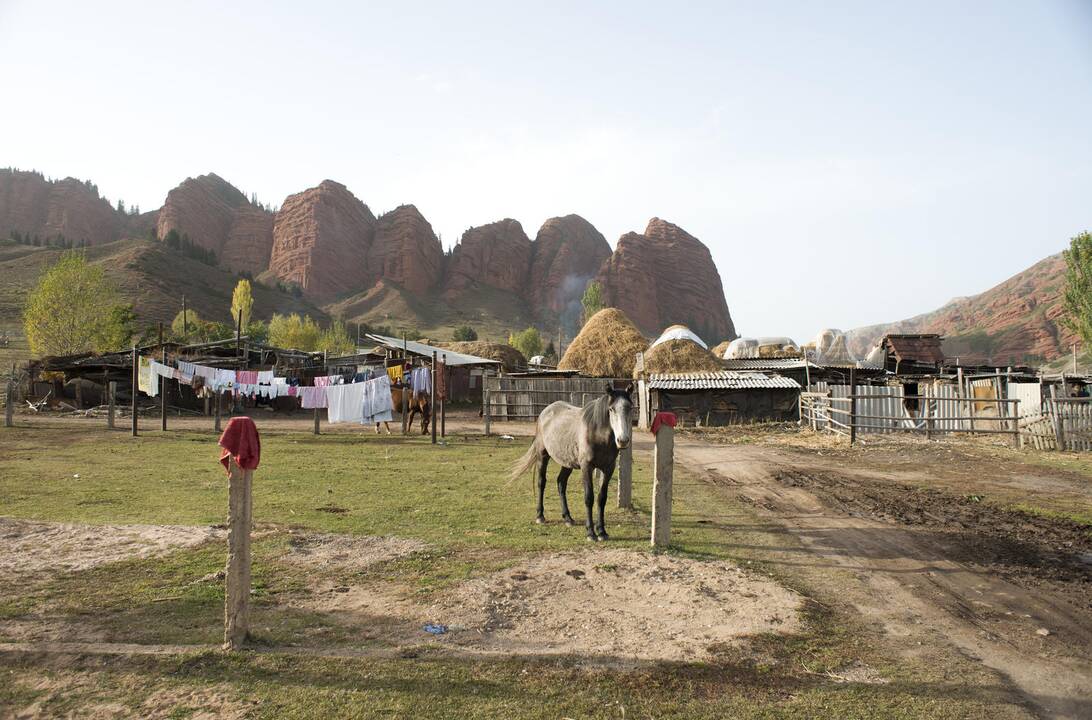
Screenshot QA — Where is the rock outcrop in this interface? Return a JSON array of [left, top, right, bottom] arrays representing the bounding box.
[[443, 219, 532, 298], [268, 180, 376, 301], [848, 253, 1075, 364], [156, 173, 273, 275], [0, 169, 123, 245], [596, 218, 736, 342], [528, 214, 612, 331], [369, 205, 444, 295]]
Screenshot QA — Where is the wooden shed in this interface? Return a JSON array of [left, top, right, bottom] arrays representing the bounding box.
[[638, 371, 801, 428]]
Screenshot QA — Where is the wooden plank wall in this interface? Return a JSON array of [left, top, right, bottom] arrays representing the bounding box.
[[483, 376, 639, 421]]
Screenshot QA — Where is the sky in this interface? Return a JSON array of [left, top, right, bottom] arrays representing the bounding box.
[[1, 0, 1090, 341]]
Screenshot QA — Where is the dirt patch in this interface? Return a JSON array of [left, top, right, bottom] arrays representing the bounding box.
[[772, 469, 1092, 602], [281, 531, 426, 574], [0, 517, 223, 579], [435, 549, 801, 661]]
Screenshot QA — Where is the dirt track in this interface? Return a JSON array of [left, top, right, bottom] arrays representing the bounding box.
[[672, 437, 1092, 720]]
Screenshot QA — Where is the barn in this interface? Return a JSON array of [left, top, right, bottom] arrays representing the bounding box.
[[638, 371, 801, 428]]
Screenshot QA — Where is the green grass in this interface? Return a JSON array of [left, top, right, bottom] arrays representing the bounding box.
[[0, 422, 1032, 718]]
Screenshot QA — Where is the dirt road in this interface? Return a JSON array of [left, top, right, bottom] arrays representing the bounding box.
[[672, 436, 1092, 720]]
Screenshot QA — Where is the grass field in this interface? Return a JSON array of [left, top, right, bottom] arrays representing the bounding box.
[[0, 419, 1032, 718]]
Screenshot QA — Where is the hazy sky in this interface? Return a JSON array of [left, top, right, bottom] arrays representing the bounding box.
[[2, 1, 1090, 341]]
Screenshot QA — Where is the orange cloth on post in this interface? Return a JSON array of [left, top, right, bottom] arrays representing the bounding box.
[[218, 417, 261, 474], [436, 361, 447, 400], [651, 412, 677, 435]]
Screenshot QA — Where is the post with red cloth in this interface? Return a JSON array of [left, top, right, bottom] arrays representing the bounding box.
[[218, 417, 261, 651], [651, 412, 676, 548]]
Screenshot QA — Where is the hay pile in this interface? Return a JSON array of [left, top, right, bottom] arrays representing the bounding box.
[[443, 341, 526, 371], [558, 308, 648, 377], [710, 340, 731, 359], [642, 339, 723, 375]]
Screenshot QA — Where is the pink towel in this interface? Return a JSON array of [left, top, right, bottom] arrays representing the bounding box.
[[300, 386, 327, 409], [237, 370, 258, 385]]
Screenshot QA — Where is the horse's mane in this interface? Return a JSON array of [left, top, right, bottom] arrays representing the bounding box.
[[581, 393, 611, 432]]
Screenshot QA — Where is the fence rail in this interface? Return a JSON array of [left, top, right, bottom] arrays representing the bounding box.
[[482, 376, 638, 432]]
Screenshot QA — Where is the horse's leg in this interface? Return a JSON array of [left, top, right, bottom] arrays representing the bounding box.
[[595, 463, 615, 541], [556, 467, 574, 525], [581, 464, 597, 541], [535, 453, 550, 524]]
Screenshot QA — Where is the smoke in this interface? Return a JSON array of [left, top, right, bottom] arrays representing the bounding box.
[[557, 273, 595, 337]]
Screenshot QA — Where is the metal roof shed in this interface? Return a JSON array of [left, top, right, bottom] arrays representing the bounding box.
[[642, 371, 801, 427], [364, 334, 503, 367]]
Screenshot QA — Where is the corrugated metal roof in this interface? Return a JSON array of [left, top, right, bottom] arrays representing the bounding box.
[[365, 334, 502, 367], [648, 372, 801, 390], [883, 334, 944, 365], [721, 358, 814, 370]]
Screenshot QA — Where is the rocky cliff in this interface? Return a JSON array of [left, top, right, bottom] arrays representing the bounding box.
[[156, 173, 273, 275], [847, 253, 1075, 364], [267, 180, 376, 301], [443, 219, 532, 298], [596, 218, 736, 342], [369, 205, 444, 295], [528, 214, 612, 332], [0, 169, 124, 245]]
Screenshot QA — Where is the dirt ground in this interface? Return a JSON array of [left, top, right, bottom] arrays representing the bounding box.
[[670, 432, 1092, 719]]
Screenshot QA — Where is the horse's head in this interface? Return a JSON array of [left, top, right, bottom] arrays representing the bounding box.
[[605, 382, 634, 449]]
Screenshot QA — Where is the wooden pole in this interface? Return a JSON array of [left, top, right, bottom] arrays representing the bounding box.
[[182, 295, 188, 338], [617, 443, 632, 510], [431, 351, 437, 445], [651, 424, 674, 548], [401, 332, 409, 435], [313, 407, 320, 435], [107, 381, 116, 429], [159, 323, 167, 432], [131, 346, 139, 437], [1049, 385, 1065, 451], [215, 391, 222, 433], [484, 386, 491, 436], [848, 367, 857, 445], [4, 381, 13, 428], [440, 355, 447, 438], [1012, 399, 1021, 448], [224, 458, 253, 651]]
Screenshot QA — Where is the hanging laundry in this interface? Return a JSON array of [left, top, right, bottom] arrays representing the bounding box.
[[194, 365, 217, 381], [386, 365, 403, 384], [177, 361, 198, 377], [300, 386, 327, 409], [137, 357, 157, 397], [272, 377, 287, 385], [150, 359, 173, 379], [215, 368, 237, 390], [326, 383, 365, 423], [257, 370, 275, 384], [410, 367, 432, 396], [363, 374, 394, 424], [236, 370, 258, 385], [287, 386, 298, 397]]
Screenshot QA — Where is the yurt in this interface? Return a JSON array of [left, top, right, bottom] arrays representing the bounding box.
[[558, 308, 648, 377], [642, 325, 721, 375], [723, 337, 800, 360]]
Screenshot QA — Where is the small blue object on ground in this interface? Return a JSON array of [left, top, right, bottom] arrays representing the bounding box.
[[423, 623, 447, 634]]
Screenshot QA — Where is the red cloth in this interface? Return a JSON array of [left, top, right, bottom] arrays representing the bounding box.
[[218, 417, 261, 474], [651, 412, 677, 435]]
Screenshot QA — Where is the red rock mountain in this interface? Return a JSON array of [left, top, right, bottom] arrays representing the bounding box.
[[528, 214, 612, 330], [2, 167, 738, 342], [267, 180, 376, 302], [443, 219, 532, 298], [847, 253, 1075, 365], [369, 205, 444, 295], [596, 218, 736, 342], [0, 169, 127, 245], [156, 173, 273, 276]]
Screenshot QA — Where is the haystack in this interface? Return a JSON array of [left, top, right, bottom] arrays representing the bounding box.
[[558, 308, 648, 377], [443, 341, 526, 371], [710, 340, 731, 359], [642, 339, 722, 375]]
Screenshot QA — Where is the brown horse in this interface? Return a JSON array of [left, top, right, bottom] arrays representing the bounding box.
[[390, 384, 431, 434]]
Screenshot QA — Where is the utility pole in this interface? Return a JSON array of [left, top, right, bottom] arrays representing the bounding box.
[[182, 295, 188, 337]]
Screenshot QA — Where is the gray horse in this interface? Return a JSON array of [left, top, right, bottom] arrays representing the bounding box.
[[510, 384, 634, 541]]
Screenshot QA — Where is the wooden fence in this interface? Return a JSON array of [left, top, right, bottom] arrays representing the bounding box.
[[483, 376, 637, 432]]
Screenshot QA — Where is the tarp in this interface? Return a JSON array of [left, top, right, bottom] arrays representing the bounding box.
[[649, 325, 708, 350]]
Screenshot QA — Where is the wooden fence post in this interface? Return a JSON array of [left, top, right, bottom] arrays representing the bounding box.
[[4, 381, 13, 428], [107, 381, 117, 429], [313, 407, 320, 435], [160, 323, 167, 432], [224, 458, 253, 651], [214, 391, 222, 433], [484, 387, 491, 436], [1049, 387, 1064, 451], [440, 355, 447, 439], [651, 424, 674, 548], [1012, 399, 1021, 448], [617, 443, 632, 510], [848, 368, 857, 444], [431, 351, 437, 445], [131, 347, 139, 437]]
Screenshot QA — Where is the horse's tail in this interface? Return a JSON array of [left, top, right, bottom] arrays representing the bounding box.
[[508, 434, 542, 485]]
